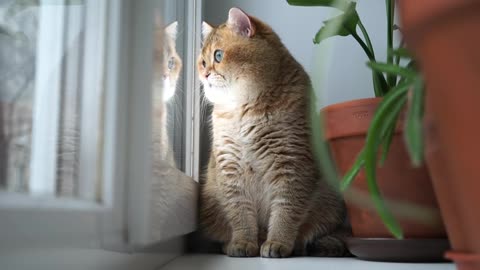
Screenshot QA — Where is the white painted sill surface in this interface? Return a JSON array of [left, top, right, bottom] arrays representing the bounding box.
[[161, 255, 455, 270]]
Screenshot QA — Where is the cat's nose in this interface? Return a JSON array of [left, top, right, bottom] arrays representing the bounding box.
[[205, 72, 211, 79]]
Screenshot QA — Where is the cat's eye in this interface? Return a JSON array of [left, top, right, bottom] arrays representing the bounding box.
[[202, 60, 206, 68], [214, 49, 223, 63], [168, 57, 175, 70]]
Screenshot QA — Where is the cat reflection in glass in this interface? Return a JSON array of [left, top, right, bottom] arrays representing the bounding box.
[[1, 19, 183, 193], [152, 21, 182, 169], [156, 21, 182, 102]]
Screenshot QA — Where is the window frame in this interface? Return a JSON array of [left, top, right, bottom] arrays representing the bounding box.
[[28, 0, 67, 196], [184, 0, 202, 182], [0, 0, 201, 253], [76, 0, 108, 201]]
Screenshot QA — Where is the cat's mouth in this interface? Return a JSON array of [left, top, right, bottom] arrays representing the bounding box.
[[207, 74, 227, 88], [208, 82, 227, 89]]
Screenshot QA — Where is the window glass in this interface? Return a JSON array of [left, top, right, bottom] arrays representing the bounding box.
[[0, 0, 102, 200], [152, 0, 186, 173]]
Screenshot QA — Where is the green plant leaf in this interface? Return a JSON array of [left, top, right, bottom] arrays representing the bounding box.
[[368, 61, 417, 79], [404, 76, 425, 167], [379, 94, 408, 165], [363, 85, 409, 239], [372, 70, 390, 97], [340, 148, 365, 191], [371, 72, 383, 97], [379, 120, 397, 166], [386, 0, 395, 88], [286, 0, 351, 11], [379, 80, 414, 165], [313, 2, 359, 44], [389, 48, 412, 59], [309, 1, 387, 98]]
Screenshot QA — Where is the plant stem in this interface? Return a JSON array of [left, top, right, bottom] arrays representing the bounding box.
[[372, 73, 383, 97], [395, 41, 404, 67], [386, 0, 395, 87], [351, 31, 374, 61], [352, 23, 390, 97], [358, 20, 375, 59], [351, 31, 387, 96], [393, 39, 405, 84]]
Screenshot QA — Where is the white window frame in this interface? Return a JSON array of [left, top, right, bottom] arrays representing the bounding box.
[[28, 0, 66, 196], [122, 0, 201, 247], [184, 0, 202, 182], [0, 0, 202, 260], [76, 0, 108, 201]]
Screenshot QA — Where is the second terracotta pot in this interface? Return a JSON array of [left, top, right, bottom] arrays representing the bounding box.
[[399, 0, 480, 269]]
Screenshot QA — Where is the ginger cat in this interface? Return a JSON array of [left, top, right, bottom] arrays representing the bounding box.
[[198, 8, 349, 258]]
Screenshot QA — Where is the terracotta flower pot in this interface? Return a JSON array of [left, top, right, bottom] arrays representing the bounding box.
[[399, 1, 480, 269], [322, 97, 447, 261]]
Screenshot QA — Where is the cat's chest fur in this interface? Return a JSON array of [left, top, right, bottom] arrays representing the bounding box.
[[212, 110, 275, 168], [212, 110, 277, 226]]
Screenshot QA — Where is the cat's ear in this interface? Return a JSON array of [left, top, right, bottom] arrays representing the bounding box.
[[227, 7, 255, 38], [154, 11, 162, 27], [165, 21, 178, 41], [202, 21, 213, 39]]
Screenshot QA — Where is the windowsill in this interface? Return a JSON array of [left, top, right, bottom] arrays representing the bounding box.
[[162, 254, 455, 270]]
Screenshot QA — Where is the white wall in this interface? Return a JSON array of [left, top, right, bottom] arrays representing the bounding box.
[[204, 0, 393, 107]]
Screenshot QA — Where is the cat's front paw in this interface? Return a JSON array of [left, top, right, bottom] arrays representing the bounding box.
[[224, 240, 259, 257], [260, 240, 294, 258]]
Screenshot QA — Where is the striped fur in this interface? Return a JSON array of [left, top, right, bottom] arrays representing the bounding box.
[[198, 8, 349, 258]]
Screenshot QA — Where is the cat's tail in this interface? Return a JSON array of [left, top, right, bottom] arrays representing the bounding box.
[[306, 225, 353, 257]]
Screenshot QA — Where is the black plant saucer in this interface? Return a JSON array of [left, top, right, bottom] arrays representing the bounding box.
[[347, 237, 451, 263]]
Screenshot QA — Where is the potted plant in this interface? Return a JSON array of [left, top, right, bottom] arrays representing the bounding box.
[[398, 1, 480, 269], [287, 0, 448, 262]]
